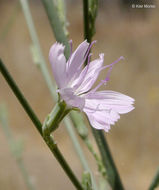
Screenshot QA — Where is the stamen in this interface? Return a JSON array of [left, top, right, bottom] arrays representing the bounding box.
[[99, 56, 124, 72], [90, 56, 124, 93], [90, 80, 106, 93], [105, 66, 113, 82]]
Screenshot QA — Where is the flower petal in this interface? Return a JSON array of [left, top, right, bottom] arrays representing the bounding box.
[[84, 90, 134, 114], [59, 88, 85, 110], [49, 42, 67, 88], [83, 90, 134, 132], [66, 40, 89, 82], [85, 110, 119, 132], [73, 54, 104, 94]]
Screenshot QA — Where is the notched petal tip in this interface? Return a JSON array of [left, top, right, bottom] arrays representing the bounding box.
[[49, 42, 65, 55], [49, 42, 66, 63]]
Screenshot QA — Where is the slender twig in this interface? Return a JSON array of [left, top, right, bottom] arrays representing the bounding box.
[[91, 129, 124, 190], [82, 172, 93, 190], [0, 60, 42, 135], [41, 0, 70, 59], [0, 2, 20, 42], [148, 167, 159, 190], [64, 117, 98, 190], [82, 1, 125, 189], [20, 1, 97, 189], [0, 59, 83, 190], [83, 0, 98, 43], [70, 111, 106, 178], [18, 160, 36, 190], [20, 0, 56, 98], [0, 105, 36, 190], [83, 0, 90, 42]]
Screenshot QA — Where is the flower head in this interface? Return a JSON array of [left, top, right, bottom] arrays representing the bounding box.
[[49, 40, 134, 132]]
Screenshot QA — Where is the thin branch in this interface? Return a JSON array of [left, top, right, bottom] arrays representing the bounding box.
[[0, 59, 83, 190], [0, 104, 36, 190], [0, 2, 20, 42], [83, 0, 90, 42], [41, 0, 70, 59], [91, 129, 124, 190], [82, 0, 125, 189], [148, 167, 159, 190]]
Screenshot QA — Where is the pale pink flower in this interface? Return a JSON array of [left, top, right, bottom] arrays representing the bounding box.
[[49, 40, 134, 132]]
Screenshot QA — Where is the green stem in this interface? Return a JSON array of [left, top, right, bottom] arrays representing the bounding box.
[[0, 2, 20, 42], [83, 0, 90, 42], [64, 116, 98, 190], [70, 111, 106, 178], [42, 101, 69, 135], [0, 59, 83, 190], [148, 167, 159, 190], [91, 129, 124, 190], [82, 0, 124, 189], [82, 172, 93, 190], [0, 60, 42, 135], [84, 138, 106, 177], [20, 0, 56, 98], [20, 1, 97, 189], [18, 159, 36, 190], [41, 0, 70, 59]]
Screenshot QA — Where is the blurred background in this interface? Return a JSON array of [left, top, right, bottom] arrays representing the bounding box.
[[0, 0, 159, 190]]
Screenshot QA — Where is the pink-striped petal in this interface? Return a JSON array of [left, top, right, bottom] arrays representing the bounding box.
[[49, 42, 67, 88], [84, 91, 134, 114], [83, 90, 134, 131], [85, 110, 120, 132], [59, 88, 85, 110], [72, 54, 104, 94], [66, 40, 89, 82]]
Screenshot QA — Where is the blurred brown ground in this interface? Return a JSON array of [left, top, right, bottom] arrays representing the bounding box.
[[0, 1, 159, 190]]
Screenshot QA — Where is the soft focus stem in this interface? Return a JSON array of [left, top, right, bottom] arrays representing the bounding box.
[[17, 159, 36, 190], [0, 2, 20, 42], [91, 129, 124, 190], [82, 0, 124, 189], [0, 60, 42, 135], [0, 105, 36, 190], [65, 116, 98, 190], [0, 59, 83, 190], [41, 0, 70, 59], [20, 0, 56, 98], [82, 171, 93, 190], [148, 167, 159, 190], [70, 111, 106, 178]]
